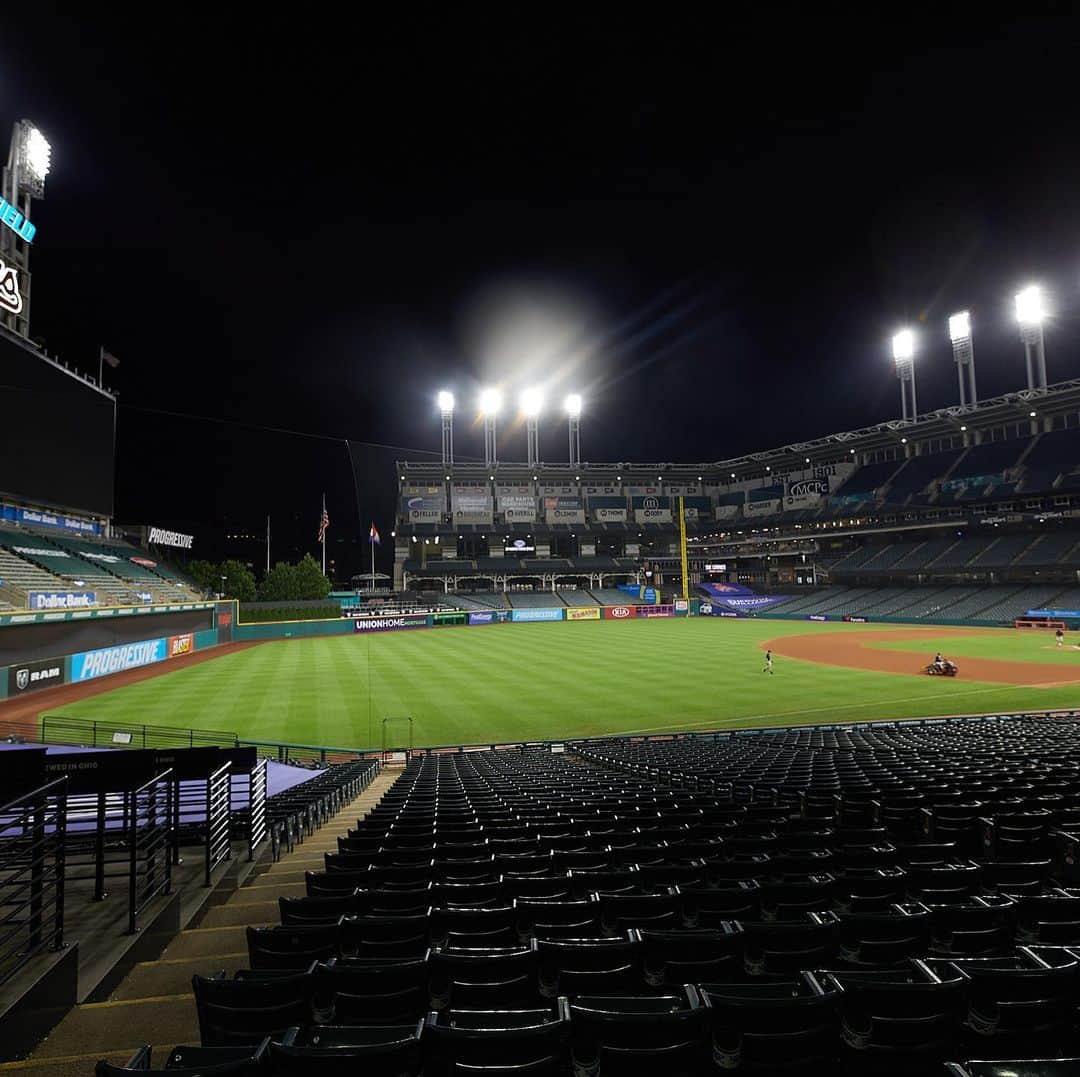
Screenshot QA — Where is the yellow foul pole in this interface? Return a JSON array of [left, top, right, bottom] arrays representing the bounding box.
[[678, 495, 690, 604]]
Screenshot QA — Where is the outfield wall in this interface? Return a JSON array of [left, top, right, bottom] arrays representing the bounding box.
[[0, 603, 223, 702]]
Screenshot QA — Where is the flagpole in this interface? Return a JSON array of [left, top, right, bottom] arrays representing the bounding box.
[[98, 345, 103, 386], [266, 514, 270, 574], [321, 493, 326, 576], [370, 529, 375, 590]]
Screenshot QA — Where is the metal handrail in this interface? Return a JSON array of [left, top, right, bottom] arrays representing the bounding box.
[[128, 769, 172, 935], [248, 759, 268, 862], [0, 776, 67, 985], [205, 763, 231, 887]]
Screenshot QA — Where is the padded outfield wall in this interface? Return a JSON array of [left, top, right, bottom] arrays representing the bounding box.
[[0, 601, 226, 701]]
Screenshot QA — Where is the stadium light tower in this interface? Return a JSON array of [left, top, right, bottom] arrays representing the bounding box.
[[948, 311, 977, 407], [521, 387, 543, 467], [565, 393, 582, 468], [1015, 285, 1047, 391], [438, 391, 455, 465], [0, 120, 50, 339], [479, 388, 501, 468], [892, 329, 918, 421]]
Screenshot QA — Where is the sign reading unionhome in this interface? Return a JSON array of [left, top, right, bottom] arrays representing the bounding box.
[[71, 639, 168, 682], [8, 657, 65, 694], [28, 591, 96, 611], [353, 614, 430, 633], [148, 527, 194, 549]]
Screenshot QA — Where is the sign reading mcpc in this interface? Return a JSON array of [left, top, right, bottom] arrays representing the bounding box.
[[72, 639, 167, 681]]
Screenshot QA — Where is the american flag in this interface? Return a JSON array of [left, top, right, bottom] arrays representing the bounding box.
[[369, 522, 381, 545], [318, 503, 329, 543]]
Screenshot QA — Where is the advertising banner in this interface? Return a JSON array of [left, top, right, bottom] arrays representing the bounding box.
[[28, 591, 96, 611], [715, 504, 739, 520], [700, 583, 754, 598], [546, 508, 585, 525], [720, 594, 791, 611], [452, 490, 493, 524], [72, 638, 168, 682], [544, 496, 582, 510], [403, 493, 446, 522], [634, 508, 672, 524], [352, 614, 431, 632], [785, 478, 830, 509], [631, 495, 671, 509], [1027, 609, 1080, 619], [11, 506, 100, 535], [808, 614, 828, 621], [468, 610, 511, 625], [602, 605, 634, 619], [147, 527, 194, 549], [8, 656, 65, 695], [638, 604, 675, 617], [168, 633, 194, 657], [510, 608, 564, 622], [566, 607, 601, 620], [699, 601, 740, 617], [593, 507, 627, 522], [498, 493, 535, 513], [744, 499, 782, 517]]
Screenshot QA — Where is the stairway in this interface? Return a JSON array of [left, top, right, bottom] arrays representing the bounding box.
[[2, 768, 401, 1077]]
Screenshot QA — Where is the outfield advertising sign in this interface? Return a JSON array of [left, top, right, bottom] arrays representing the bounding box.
[[468, 610, 511, 625], [1028, 609, 1080, 619], [8, 506, 100, 535], [28, 591, 97, 611], [510, 608, 564, 623], [168, 633, 194, 657], [71, 639, 168, 682], [566, 607, 601, 621], [638, 604, 675, 617], [8, 657, 65, 695], [353, 614, 430, 633], [602, 605, 634, 619]]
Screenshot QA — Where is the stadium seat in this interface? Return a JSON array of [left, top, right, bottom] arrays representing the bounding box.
[[429, 945, 541, 1010], [535, 935, 642, 996], [267, 1022, 424, 1076], [311, 956, 429, 1024], [339, 913, 431, 957], [95, 1042, 268, 1076], [638, 926, 742, 984], [246, 924, 339, 970], [192, 972, 313, 1046]]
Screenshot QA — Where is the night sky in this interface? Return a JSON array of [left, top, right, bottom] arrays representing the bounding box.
[[5, 11, 1080, 577]]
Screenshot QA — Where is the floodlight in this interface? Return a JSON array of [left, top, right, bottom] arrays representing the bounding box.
[[564, 393, 582, 418], [22, 123, 50, 183], [1015, 285, 1045, 327], [478, 388, 502, 415], [892, 329, 915, 362], [949, 311, 971, 342], [520, 387, 543, 417], [438, 390, 455, 413]]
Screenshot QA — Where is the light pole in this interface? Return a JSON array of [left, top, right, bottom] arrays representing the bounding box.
[[521, 388, 542, 466], [565, 394, 582, 468], [220, 575, 227, 599], [479, 388, 501, 468], [1015, 285, 1047, 391], [948, 310, 977, 407], [438, 391, 454, 465], [892, 329, 917, 421]]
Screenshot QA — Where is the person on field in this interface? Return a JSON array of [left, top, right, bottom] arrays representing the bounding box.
[[762, 650, 774, 674], [1057, 628, 1065, 648], [933, 652, 945, 672]]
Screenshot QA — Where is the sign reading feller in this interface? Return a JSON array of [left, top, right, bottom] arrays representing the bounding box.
[[353, 614, 430, 633], [8, 657, 64, 694], [72, 639, 168, 682], [148, 527, 194, 549], [566, 607, 601, 621]]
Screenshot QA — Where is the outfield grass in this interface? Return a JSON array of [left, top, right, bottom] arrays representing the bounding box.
[[865, 632, 1080, 664], [40, 618, 1080, 749]]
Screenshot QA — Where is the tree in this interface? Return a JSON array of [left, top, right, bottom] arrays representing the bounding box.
[[260, 561, 301, 602], [294, 553, 332, 600], [219, 559, 256, 602], [186, 559, 219, 594]]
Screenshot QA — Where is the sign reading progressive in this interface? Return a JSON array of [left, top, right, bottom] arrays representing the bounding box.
[[72, 638, 168, 682]]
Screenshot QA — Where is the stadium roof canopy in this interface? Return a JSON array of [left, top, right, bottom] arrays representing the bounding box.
[[399, 377, 1080, 482]]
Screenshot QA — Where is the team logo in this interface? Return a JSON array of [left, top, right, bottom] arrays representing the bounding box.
[[643, 496, 660, 509], [0, 258, 23, 315], [610, 606, 631, 618], [701, 603, 713, 615], [16, 669, 29, 691]]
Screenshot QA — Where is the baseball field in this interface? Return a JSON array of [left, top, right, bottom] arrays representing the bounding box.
[[35, 617, 1080, 750]]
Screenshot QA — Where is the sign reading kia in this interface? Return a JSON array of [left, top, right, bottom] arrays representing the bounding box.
[[71, 639, 168, 682], [602, 605, 633, 619], [353, 614, 430, 632], [28, 591, 96, 611], [8, 657, 65, 694], [169, 633, 194, 657], [148, 527, 194, 549]]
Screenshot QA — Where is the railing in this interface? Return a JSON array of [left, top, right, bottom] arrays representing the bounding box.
[[238, 739, 370, 765], [34, 715, 237, 751], [248, 759, 267, 862], [204, 764, 231, 887], [0, 777, 67, 986], [128, 770, 172, 935]]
